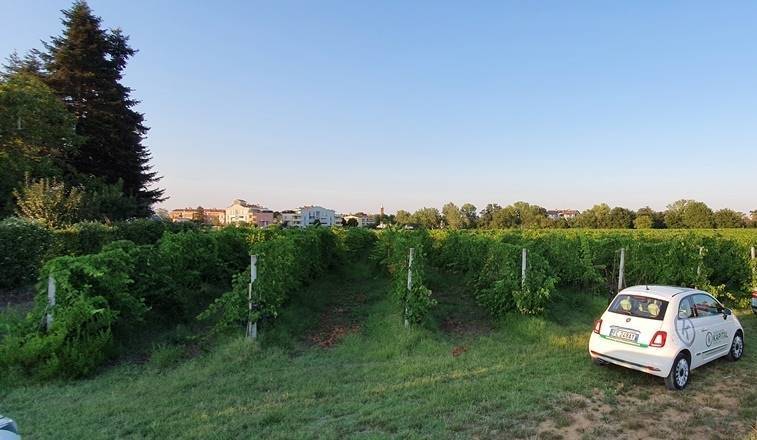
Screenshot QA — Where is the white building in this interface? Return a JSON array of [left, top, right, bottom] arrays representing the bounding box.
[[225, 199, 274, 227], [341, 212, 376, 228], [281, 206, 336, 228], [547, 209, 581, 220]]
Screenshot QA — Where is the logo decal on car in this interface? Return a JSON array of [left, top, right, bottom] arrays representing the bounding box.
[[705, 329, 728, 347], [675, 317, 696, 347]]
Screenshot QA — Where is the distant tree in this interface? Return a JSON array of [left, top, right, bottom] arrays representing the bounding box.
[[487, 202, 548, 229], [412, 207, 442, 229], [713, 209, 745, 228], [311, 218, 322, 227], [634, 207, 664, 229], [490, 205, 518, 228], [193, 206, 205, 222], [41, 1, 163, 214], [346, 218, 359, 227], [608, 207, 635, 229], [14, 176, 83, 227], [478, 203, 502, 229], [664, 199, 714, 228], [460, 203, 477, 228], [751, 210, 757, 227], [395, 210, 412, 226], [682, 201, 714, 228], [574, 204, 612, 228], [442, 202, 466, 229]]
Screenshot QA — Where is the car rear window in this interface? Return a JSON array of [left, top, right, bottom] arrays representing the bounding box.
[[608, 294, 669, 321]]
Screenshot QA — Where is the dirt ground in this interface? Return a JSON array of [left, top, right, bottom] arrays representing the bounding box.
[[535, 359, 757, 440]]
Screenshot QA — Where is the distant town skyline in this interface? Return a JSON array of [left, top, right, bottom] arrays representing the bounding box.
[[162, 196, 752, 217], [3, 1, 755, 214]]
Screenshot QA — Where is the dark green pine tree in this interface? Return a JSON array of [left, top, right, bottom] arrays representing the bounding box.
[[41, 1, 163, 215]]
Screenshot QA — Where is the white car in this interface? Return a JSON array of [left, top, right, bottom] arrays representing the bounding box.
[[589, 285, 744, 390], [0, 416, 19, 440]]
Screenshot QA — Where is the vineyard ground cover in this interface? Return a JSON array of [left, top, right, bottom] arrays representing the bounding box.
[[3, 260, 756, 439]]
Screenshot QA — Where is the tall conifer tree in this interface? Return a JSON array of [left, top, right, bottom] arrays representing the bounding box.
[[41, 1, 163, 214]]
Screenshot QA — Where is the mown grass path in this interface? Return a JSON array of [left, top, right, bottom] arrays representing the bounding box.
[[2, 262, 755, 439]]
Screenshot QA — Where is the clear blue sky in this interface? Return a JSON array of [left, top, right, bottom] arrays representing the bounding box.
[[3, 1, 756, 214]]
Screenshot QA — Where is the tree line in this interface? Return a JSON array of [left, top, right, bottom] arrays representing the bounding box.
[[0, 1, 162, 227], [377, 201, 757, 230]]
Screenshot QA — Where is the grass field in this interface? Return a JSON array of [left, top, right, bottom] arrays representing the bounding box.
[[1, 261, 756, 439]]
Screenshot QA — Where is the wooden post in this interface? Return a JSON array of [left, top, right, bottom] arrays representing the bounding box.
[[521, 248, 527, 288], [405, 248, 414, 328], [46, 275, 56, 330], [247, 255, 258, 340], [617, 248, 625, 293]]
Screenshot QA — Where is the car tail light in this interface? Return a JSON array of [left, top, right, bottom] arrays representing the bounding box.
[[650, 331, 667, 347], [752, 291, 757, 299], [593, 319, 602, 334]]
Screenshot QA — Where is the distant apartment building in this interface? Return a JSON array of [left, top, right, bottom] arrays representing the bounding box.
[[281, 206, 336, 227], [546, 209, 580, 220], [342, 212, 376, 228], [225, 199, 274, 227], [169, 208, 226, 224]]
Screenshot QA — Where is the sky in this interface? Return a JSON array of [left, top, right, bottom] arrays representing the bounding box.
[[2, 1, 756, 214]]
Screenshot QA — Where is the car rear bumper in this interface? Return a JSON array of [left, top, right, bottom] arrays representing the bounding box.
[[589, 332, 674, 378]]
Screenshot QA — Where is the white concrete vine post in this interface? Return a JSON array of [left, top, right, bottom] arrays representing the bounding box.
[[617, 248, 625, 293], [405, 248, 414, 328], [521, 248, 527, 289], [46, 275, 56, 330], [247, 255, 258, 340]]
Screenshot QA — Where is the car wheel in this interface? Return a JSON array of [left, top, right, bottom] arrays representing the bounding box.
[[665, 353, 690, 391], [727, 333, 744, 361]]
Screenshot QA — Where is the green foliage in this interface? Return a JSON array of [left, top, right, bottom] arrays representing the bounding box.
[[338, 227, 377, 260], [52, 221, 114, 256], [0, 72, 80, 217], [0, 244, 148, 379], [411, 207, 442, 229], [373, 229, 436, 324], [199, 228, 339, 335], [0, 217, 53, 289], [13, 176, 84, 228], [113, 219, 168, 244], [713, 208, 746, 228], [43, 1, 163, 211]]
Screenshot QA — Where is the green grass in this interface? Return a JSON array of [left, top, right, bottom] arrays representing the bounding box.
[[1, 262, 756, 439]]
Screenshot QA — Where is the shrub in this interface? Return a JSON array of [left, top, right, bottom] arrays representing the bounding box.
[[0, 243, 148, 379], [113, 218, 167, 245], [373, 229, 436, 324], [52, 221, 114, 256], [199, 228, 339, 335], [0, 217, 53, 289], [476, 242, 558, 315]]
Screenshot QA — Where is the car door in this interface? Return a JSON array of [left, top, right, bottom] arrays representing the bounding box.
[[690, 293, 730, 366]]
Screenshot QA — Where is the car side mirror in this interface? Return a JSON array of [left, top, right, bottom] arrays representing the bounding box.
[[722, 308, 732, 318]]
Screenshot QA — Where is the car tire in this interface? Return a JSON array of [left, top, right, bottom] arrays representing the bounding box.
[[665, 353, 690, 391], [727, 332, 744, 362]]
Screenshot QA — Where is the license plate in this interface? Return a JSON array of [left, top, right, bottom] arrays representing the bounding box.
[[610, 328, 639, 342]]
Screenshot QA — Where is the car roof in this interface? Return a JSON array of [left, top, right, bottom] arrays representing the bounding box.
[[619, 285, 700, 300]]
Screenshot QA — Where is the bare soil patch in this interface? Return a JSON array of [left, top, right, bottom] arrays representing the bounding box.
[[535, 360, 756, 440]]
